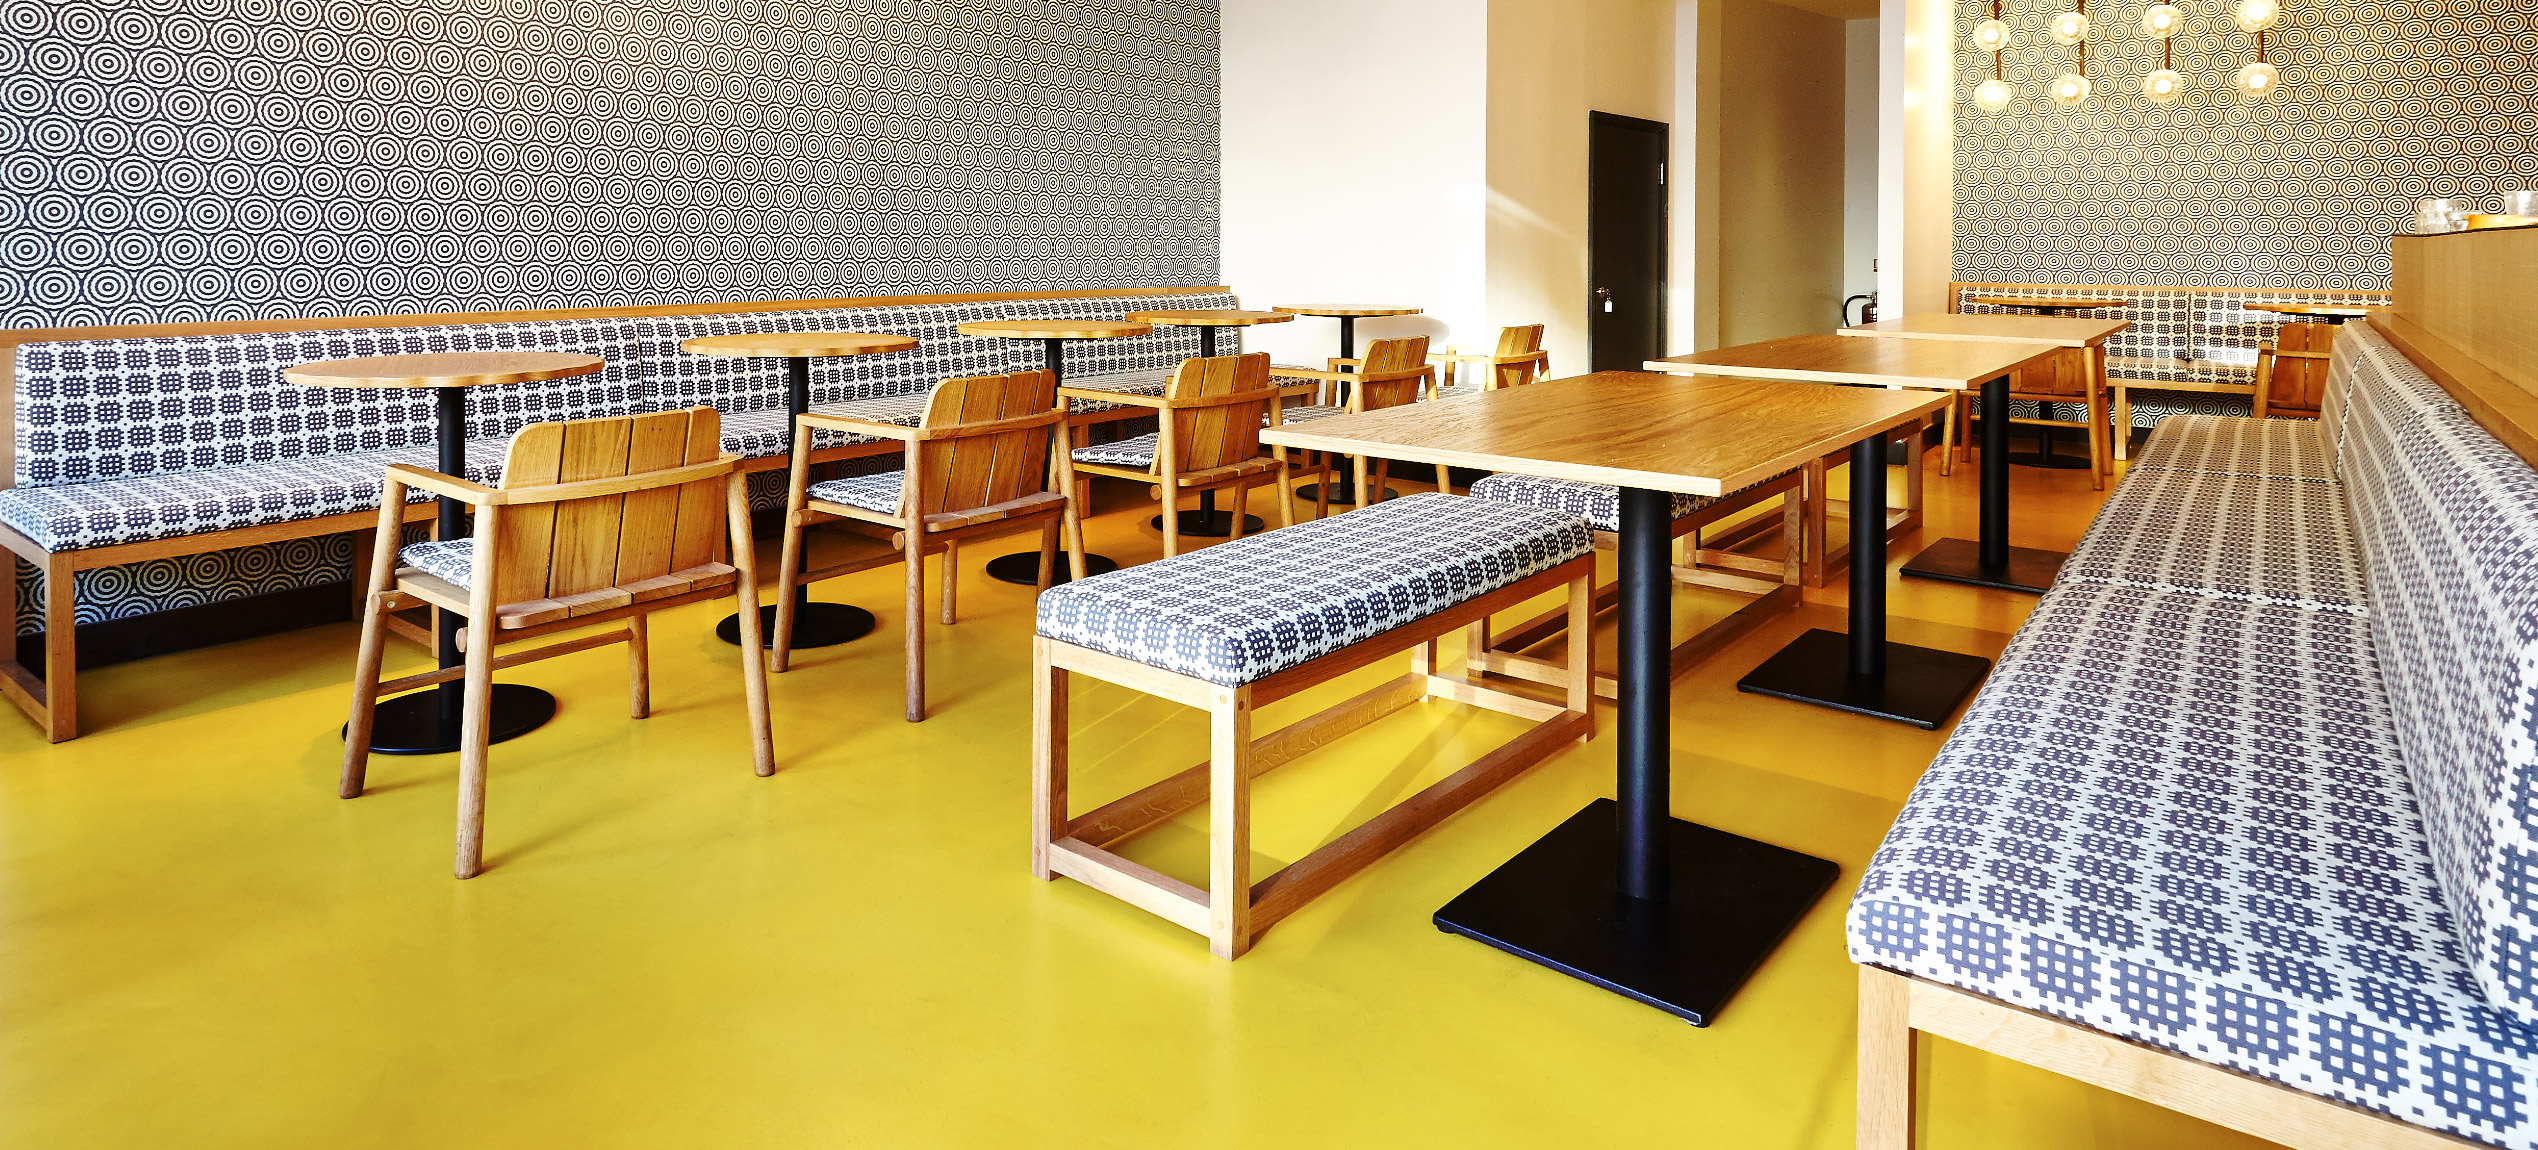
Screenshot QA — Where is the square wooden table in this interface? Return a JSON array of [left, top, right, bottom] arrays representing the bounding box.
[[1646, 334, 2069, 594], [1842, 313, 2131, 474], [1261, 371, 1977, 1025]]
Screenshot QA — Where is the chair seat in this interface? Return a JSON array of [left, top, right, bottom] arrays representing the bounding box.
[[1274, 404, 1347, 425], [2132, 414, 2335, 483], [1074, 433, 1162, 469], [1465, 472, 1720, 532], [805, 471, 905, 515], [2060, 465, 2366, 615], [399, 539, 475, 586], [1849, 582, 2538, 1150], [1054, 368, 1172, 415], [1035, 492, 1591, 686], [2107, 357, 2259, 386], [0, 442, 506, 552], [715, 392, 936, 458]]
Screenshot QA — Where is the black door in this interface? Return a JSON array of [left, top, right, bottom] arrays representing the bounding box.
[[1588, 111, 1669, 372]]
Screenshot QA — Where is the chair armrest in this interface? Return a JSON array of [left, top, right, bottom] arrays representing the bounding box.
[[382, 464, 497, 505], [1056, 387, 1166, 410], [798, 411, 919, 440], [911, 409, 1066, 442], [485, 456, 742, 507]]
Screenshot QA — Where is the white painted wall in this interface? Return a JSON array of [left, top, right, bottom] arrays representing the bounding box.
[[1877, 0, 1953, 314]]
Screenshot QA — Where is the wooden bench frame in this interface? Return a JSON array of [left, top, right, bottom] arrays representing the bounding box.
[[1698, 419, 1925, 589], [0, 285, 1225, 742], [1031, 553, 1597, 959]]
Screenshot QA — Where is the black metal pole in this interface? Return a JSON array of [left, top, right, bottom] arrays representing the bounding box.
[[1198, 325, 1217, 359], [1616, 486, 1670, 901], [1339, 315, 1356, 361], [1980, 374, 2010, 568], [1849, 435, 1887, 678], [434, 384, 466, 737], [1044, 338, 1064, 386], [785, 356, 815, 611]]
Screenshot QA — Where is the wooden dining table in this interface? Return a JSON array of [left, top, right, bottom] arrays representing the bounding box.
[[1646, 333, 2069, 594], [1261, 370, 1971, 1025], [1841, 313, 2130, 475]]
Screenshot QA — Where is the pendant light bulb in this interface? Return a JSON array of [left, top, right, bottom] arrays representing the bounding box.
[[1972, 18, 2011, 51], [2048, 9, 2091, 44], [2232, 0, 2281, 33], [2140, 3, 2184, 37], [1974, 77, 2014, 112], [2232, 59, 2281, 96], [2142, 68, 2185, 102], [2049, 71, 2093, 106]]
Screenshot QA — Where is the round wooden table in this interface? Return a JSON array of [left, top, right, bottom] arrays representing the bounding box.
[[1271, 304, 1421, 361], [1120, 309, 1296, 537], [955, 319, 1153, 584], [287, 350, 604, 755], [2244, 301, 2372, 325], [682, 331, 918, 648]]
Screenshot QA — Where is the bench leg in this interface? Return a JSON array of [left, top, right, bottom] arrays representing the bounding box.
[[42, 553, 75, 742], [1209, 686, 1254, 959], [1801, 457, 1830, 589], [1032, 646, 1068, 881], [2113, 385, 2133, 461], [1859, 966, 1920, 1150]]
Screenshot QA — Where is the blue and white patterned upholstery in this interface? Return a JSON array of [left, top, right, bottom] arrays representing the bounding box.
[[1073, 433, 1162, 469], [2194, 290, 2390, 367], [399, 539, 474, 587], [14, 318, 641, 489], [1036, 493, 1591, 686], [998, 291, 1238, 379], [1851, 581, 2538, 1149], [805, 471, 905, 515], [1276, 404, 1347, 425], [1466, 472, 1720, 533], [0, 441, 506, 551], [715, 392, 934, 459], [1958, 286, 2192, 362], [631, 302, 1013, 427], [2129, 414, 2337, 484], [1055, 366, 1176, 416], [2061, 464, 2368, 616]]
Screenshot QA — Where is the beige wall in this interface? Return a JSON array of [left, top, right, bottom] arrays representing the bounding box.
[[1717, 0, 1849, 346], [1878, 0, 1953, 313]]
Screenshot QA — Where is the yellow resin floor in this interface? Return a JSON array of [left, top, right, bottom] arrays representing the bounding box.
[[0, 447, 2279, 1148]]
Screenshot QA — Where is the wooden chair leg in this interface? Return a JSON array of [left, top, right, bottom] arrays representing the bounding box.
[[1031, 651, 1067, 880], [1435, 462, 1452, 492], [41, 553, 76, 742], [771, 512, 807, 676], [1276, 459, 1296, 529], [1161, 481, 1182, 558], [1209, 687, 1255, 960], [1936, 395, 1957, 478], [1036, 516, 1059, 590], [1063, 481, 1089, 582], [2085, 369, 2109, 491], [1859, 966, 1920, 1150], [1314, 454, 1330, 520], [1801, 457, 1830, 588], [339, 591, 392, 798], [939, 538, 960, 626], [626, 613, 651, 719], [903, 522, 927, 723], [726, 474, 774, 777], [2255, 346, 2278, 419], [1352, 456, 1371, 513], [453, 592, 498, 880], [1227, 481, 1250, 541]]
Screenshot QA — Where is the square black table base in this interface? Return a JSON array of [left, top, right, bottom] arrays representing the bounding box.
[[1433, 798, 1839, 1026], [717, 602, 875, 648], [1898, 537, 2066, 595], [986, 551, 1120, 586], [1736, 628, 1993, 731], [356, 684, 557, 755], [1152, 510, 1265, 537]]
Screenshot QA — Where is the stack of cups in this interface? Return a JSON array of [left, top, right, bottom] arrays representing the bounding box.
[[2507, 190, 2538, 218], [2415, 198, 2465, 233]]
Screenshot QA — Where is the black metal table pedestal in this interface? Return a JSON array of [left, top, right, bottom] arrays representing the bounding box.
[[1434, 487, 1839, 1025], [1900, 374, 2068, 595], [2005, 399, 2093, 470], [1737, 436, 1993, 730], [991, 336, 1120, 586], [1150, 323, 1268, 537], [360, 385, 558, 754], [720, 355, 878, 648]]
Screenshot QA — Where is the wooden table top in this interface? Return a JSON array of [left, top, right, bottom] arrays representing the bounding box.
[[957, 319, 1153, 340], [1645, 333, 2061, 391], [284, 351, 603, 389], [2243, 302, 2373, 318], [1258, 371, 1950, 497], [1124, 308, 1296, 327], [1272, 305, 1423, 318], [1840, 313, 2128, 348], [680, 332, 919, 358], [1962, 295, 2126, 310]]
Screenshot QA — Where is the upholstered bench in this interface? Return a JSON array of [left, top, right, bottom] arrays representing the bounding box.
[[1851, 318, 2538, 1150], [1464, 471, 1801, 699], [1030, 492, 1596, 959]]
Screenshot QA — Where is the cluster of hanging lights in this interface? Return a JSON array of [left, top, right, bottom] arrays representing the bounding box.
[[1970, 0, 2284, 111]]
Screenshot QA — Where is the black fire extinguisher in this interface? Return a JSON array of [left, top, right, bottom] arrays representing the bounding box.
[[1842, 292, 1880, 327]]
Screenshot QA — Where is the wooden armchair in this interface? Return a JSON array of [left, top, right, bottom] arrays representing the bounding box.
[[1429, 324, 1550, 397], [1065, 352, 1303, 557], [773, 369, 1083, 722], [1939, 344, 2110, 489], [341, 406, 771, 879], [2254, 322, 2334, 419], [1269, 335, 1434, 510]]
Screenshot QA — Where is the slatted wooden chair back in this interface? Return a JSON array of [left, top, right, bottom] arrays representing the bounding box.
[[487, 407, 729, 611], [2260, 322, 2335, 417], [909, 369, 1061, 519], [1164, 353, 1276, 473], [1490, 325, 1549, 389], [1355, 335, 1432, 412]]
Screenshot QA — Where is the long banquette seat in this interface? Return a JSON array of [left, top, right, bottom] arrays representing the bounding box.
[[1851, 318, 2538, 1148], [0, 288, 1238, 741]]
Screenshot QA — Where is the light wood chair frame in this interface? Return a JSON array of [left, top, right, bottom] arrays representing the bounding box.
[[1700, 420, 1927, 589], [1470, 475, 1805, 701], [2254, 324, 2336, 419], [1270, 337, 1436, 510], [1937, 345, 2111, 490], [1859, 965, 2479, 1150], [340, 407, 773, 879], [771, 370, 1086, 722], [1033, 553, 1597, 959], [1423, 325, 1551, 492], [1061, 354, 1318, 557]]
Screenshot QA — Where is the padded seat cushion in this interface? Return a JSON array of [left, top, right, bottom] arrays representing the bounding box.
[[1466, 472, 1719, 532], [806, 471, 904, 515], [399, 539, 473, 587], [2062, 465, 2367, 615], [1849, 582, 2538, 1150], [1055, 367, 1173, 416], [2131, 414, 2336, 483], [1074, 433, 1161, 468], [1036, 492, 1592, 686], [715, 392, 932, 458], [0, 442, 504, 552]]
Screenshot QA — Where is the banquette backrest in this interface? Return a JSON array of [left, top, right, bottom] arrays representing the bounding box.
[[1953, 283, 2394, 371], [632, 301, 1016, 413], [998, 290, 1236, 379]]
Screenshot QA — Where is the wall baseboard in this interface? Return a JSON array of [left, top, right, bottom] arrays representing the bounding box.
[[14, 582, 354, 676]]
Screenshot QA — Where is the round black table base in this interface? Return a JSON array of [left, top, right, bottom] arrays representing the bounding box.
[[1735, 627, 1993, 731], [1152, 510, 1265, 537], [717, 602, 875, 649], [356, 684, 558, 756], [986, 551, 1120, 586], [1432, 798, 1840, 1026], [1296, 482, 1401, 505]]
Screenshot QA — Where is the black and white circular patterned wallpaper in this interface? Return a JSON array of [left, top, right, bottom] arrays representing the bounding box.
[[1954, 0, 2538, 288], [0, 0, 1221, 329]]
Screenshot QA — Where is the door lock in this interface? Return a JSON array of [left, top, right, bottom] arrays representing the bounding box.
[[1594, 286, 1613, 313]]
